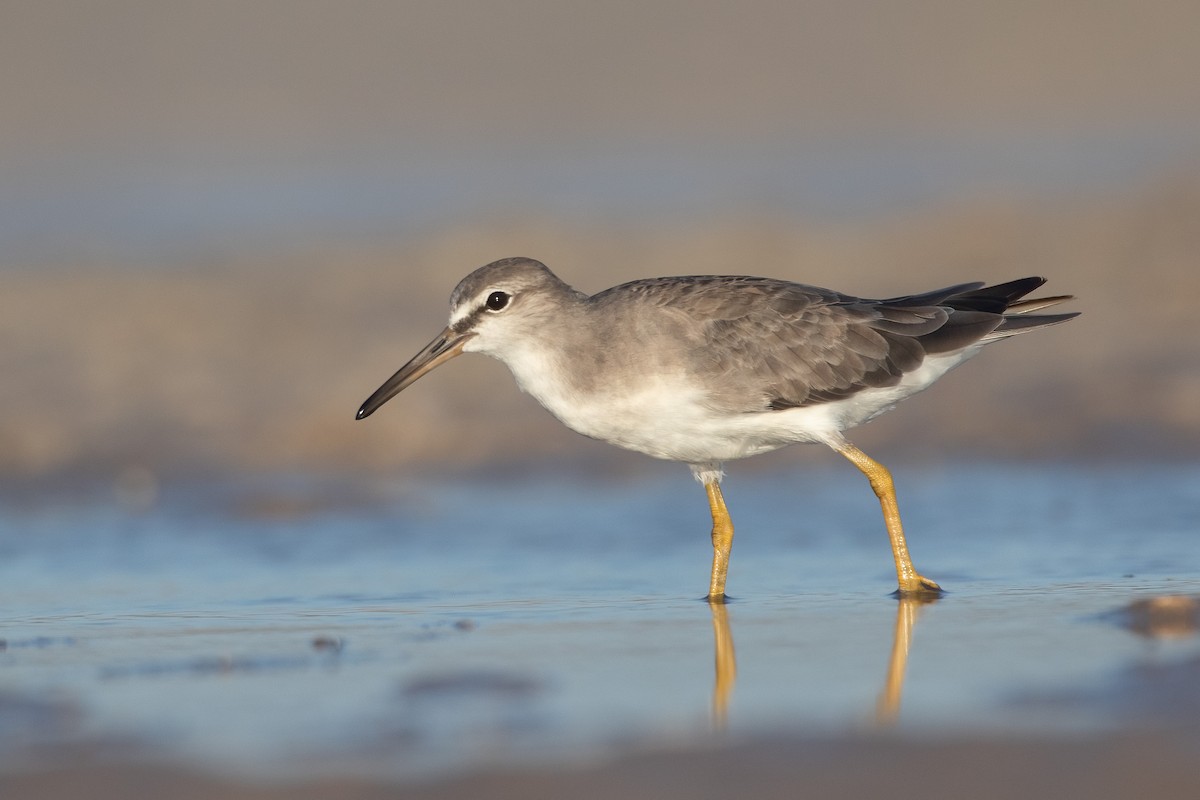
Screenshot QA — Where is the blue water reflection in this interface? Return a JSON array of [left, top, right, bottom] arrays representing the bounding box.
[[1, 462, 1198, 777]]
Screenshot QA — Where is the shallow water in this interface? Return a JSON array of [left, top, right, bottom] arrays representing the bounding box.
[[2, 463, 1199, 779]]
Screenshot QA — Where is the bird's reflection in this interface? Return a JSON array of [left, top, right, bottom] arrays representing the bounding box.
[[709, 601, 737, 727], [875, 594, 940, 726], [705, 593, 941, 730]]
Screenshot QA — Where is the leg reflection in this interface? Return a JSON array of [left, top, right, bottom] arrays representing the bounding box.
[[709, 600, 737, 729], [875, 594, 940, 726]]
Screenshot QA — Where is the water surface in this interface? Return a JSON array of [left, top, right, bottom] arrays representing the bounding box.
[[2, 463, 1198, 778]]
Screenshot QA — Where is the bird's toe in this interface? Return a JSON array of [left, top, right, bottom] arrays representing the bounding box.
[[895, 575, 945, 599]]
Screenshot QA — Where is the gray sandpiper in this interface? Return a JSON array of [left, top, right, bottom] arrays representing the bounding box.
[[357, 257, 1077, 601]]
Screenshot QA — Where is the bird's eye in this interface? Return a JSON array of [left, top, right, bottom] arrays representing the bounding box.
[[485, 291, 510, 311]]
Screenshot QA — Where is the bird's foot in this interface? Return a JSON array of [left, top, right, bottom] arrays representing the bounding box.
[[894, 574, 944, 599]]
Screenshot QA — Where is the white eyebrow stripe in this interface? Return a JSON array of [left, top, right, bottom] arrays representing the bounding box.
[[448, 300, 480, 327]]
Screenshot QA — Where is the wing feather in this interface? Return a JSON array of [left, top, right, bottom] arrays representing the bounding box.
[[595, 274, 1073, 414]]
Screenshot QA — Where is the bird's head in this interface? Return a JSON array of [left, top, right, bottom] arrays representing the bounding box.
[[355, 257, 574, 420]]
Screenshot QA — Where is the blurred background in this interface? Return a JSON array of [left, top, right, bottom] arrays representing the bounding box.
[[3, 0, 1198, 488]]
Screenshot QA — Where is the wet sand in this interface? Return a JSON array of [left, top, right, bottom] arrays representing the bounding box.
[[3, 467, 1199, 797], [5, 733, 1200, 800]]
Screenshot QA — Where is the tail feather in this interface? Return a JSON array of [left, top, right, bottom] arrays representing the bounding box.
[[987, 310, 1079, 340], [946, 276, 1048, 313], [1006, 294, 1074, 314], [918, 276, 1077, 348], [943, 276, 1077, 341]]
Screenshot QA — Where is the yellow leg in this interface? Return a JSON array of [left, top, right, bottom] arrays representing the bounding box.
[[834, 441, 943, 596], [705, 481, 735, 602]]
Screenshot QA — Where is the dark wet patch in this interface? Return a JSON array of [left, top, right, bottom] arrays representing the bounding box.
[[99, 654, 316, 679], [0, 636, 76, 651], [0, 691, 84, 743], [400, 671, 544, 700], [410, 619, 480, 641], [1013, 654, 1200, 734], [1105, 595, 1200, 639], [311, 636, 345, 653]]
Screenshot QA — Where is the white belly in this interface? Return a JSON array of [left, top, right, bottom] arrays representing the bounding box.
[[493, 338, 979, 464]]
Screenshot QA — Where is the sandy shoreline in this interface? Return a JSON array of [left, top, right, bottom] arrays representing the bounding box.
[[3, 175, 1199, 484], [7, 733, 1200, 800]]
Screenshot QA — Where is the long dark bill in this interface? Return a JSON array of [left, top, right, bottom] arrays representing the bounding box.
[[356, 327, 474, 420]]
